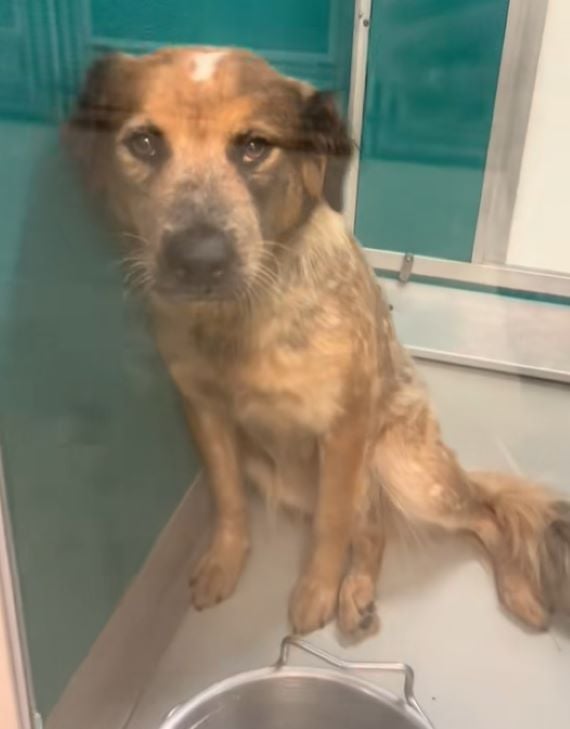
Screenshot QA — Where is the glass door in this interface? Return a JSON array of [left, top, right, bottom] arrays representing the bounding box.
[[348, 0, 570, 382], [355, 0, 510, 263], [0, 1, 355, 722], [1, 5, 568, 729]]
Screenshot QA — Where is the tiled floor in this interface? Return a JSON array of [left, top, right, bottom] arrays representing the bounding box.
[[124, 361, 570, 729]]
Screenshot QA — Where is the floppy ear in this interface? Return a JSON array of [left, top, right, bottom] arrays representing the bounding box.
[[300, 91, 353, 212], [62, 53, 134, 190]]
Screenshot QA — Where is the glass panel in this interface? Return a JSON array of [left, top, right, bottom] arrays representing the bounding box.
[[0, 0, 354, 717], [0, 4, 568, 729], [356, 0, 509, 260], [0, 124, 197, 712]]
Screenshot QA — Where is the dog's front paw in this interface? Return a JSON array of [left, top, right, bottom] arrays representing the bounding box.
[[337, 573, 380, 638], [289, 573, 338, 634], [190, 540, 248, 611]]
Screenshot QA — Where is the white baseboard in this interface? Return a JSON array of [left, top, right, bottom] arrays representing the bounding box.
[[382, 278, 570, 383], [46, 477, 209, 729]]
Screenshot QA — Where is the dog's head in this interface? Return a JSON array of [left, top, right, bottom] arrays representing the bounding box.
[[65, 47, 352, 301]]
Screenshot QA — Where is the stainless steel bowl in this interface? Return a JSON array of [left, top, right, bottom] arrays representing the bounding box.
[[160, 638, 434, 729]]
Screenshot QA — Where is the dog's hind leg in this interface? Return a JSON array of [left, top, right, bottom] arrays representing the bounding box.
[[373, 389, 570, 630]]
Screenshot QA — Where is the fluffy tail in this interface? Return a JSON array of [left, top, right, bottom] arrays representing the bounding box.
[[371, 378, 570, 628], [470, 471, 570, 624]]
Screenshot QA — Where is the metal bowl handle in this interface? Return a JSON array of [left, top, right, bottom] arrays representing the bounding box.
[[276, 636, 434, 728]]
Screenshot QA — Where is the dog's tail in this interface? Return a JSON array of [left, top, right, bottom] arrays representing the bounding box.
[[468, 470, 570, 623], [373, 413, 570, 628], [370, 362, 570, 627]]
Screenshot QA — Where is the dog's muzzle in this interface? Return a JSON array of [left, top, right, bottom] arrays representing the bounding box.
[[158, 222, 237, 298]]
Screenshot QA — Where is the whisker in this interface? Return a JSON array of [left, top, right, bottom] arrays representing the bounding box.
[[119, 231, 151, 247]]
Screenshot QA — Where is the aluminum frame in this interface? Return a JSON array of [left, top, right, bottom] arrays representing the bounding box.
[[471, 0, 550, 266], [343, 0, 372, 229], [0, 449, 37, 729], [365, 248, 570, 299]]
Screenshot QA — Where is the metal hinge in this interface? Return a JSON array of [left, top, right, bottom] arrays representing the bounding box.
[[398, 253, 414, 283]]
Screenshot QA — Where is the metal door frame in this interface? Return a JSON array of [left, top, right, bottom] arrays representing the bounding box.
[[0, 450, 38, 729], [343, 0, 371, 227]]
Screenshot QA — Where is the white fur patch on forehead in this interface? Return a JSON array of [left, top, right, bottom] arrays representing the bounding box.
[[189, 50, 227, 82]]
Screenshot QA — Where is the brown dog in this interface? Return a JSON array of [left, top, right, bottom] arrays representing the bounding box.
[[66, 47, 570, 637]]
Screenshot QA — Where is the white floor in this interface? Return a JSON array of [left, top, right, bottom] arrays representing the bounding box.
[[124, 361, 570, 729]]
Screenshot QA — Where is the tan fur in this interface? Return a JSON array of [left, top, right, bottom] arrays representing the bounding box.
[[67, 47, 570, 637]]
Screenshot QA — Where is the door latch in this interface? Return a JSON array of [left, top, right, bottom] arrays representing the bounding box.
[[398, 253, 414, 283]]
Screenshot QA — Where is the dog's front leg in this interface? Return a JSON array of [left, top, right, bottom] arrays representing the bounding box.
[[184, 401, 250, 610], [289, 404, 369, 634]]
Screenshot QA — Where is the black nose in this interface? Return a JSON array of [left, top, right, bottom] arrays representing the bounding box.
[[161, 224, 234, 289]]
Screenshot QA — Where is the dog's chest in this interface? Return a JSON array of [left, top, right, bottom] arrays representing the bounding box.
[[231, 345, 344, 437], [163, 318, 349, 437]]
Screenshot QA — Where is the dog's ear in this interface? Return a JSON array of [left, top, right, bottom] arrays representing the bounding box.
[[300, 91, 353, 157], [299, 91, 353, 212], [63, 53, 135, 189]]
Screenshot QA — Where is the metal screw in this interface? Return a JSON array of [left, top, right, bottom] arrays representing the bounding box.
[[363, 18, 370, 27]]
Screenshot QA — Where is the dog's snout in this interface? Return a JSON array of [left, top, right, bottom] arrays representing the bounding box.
[[161, 224, 234, 292]]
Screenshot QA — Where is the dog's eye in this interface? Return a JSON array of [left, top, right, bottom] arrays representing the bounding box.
[[124, 128, 165, 162], [240, 136, 271, 166]]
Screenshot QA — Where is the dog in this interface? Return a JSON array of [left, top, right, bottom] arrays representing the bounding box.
[[65, 46, 570, 637]]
